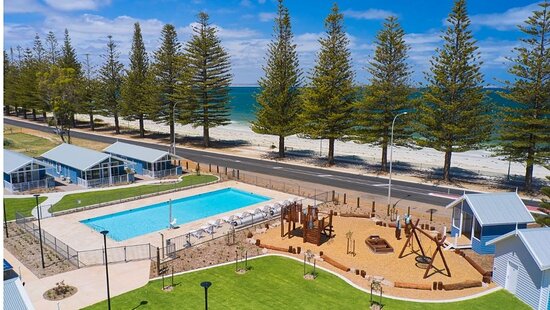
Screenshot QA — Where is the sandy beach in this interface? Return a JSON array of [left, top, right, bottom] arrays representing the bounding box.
[[81, 115, 549, 182]]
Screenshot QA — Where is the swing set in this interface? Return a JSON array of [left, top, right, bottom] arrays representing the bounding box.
[[399, 219, 451, 279]]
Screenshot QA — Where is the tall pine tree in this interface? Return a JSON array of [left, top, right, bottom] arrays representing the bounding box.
[[498, 1, 550, 191], [98, 35, 124, 134], [81, 54, 100, 130], [300, 3, 356, 165], [416, 0, 491, 181], [45, 31, 61, 65], [354, 16, 413, 171], [251, 0, 302, 158], [185, 12, 232, 147], [4, 51, 16, 115], [122, 22, 152, 138], [60, 29, 82, 127], [152, 24, 182, 144], [33, 33, 50, 121]]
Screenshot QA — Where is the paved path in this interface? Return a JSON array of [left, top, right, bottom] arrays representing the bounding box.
[[4, 249, 150, 310], [5, 117, 541, 208]]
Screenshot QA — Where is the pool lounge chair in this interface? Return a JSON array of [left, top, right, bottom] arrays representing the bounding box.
[[200, 224, 215, 235], [189, 229, 205, 239], [207, 218, 223, 228]]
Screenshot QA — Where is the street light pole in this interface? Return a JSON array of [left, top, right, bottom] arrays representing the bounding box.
[[387, 112, 408, 209], [200, 281, 212, 310], [172, 103, 177, 155], [34, 194, 45, 269], [100, 230, 111, 310]]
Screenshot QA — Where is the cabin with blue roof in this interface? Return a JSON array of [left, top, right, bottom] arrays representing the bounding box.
[[103, 141, 182, 178], [40, 143, 133, 188], [445, 192, 534, 255], [3, 149, 54, 192], [487, 227, 550, 310]]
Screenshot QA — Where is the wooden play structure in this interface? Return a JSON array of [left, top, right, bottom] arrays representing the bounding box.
[[365, 235, 394, 253], [399, 219, 451, 279], [281, 203, 334, 246]]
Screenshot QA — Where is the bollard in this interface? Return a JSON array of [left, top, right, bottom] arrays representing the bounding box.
[[225, 167, 228, 175], [357, 197, 360, 208], [372, 201, 376, 213], [186, 161, 189, 170], [407, 206, 410, 216], [216, 165, 219, 173], [332, 190, 335, 202], [237, 170, 240, 179], [343, 193, 347, 204], [209, 164, 212, 172]]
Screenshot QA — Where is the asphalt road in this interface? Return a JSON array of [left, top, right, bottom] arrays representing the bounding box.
[[6, 117, 535, 207]]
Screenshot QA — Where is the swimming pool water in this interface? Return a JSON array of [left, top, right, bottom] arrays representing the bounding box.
[[80, 188, 271, 241]]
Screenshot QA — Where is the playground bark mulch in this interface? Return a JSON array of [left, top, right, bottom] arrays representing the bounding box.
[[258, 215, 496, 300]]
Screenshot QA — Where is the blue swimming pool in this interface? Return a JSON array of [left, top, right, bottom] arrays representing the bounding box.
[[81, 188, 271, 241]]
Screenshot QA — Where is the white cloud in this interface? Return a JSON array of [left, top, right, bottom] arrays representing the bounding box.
[[44, 0, 111, 11], [258, 12, 277, 22], [182, 22, 259, 39], [343, 9, 396, 20], [5, 0, 46, 14], [470, 3, 539, 31]]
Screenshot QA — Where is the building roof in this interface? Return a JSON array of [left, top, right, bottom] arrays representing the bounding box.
[[104, 141, 171, 163], [487, 227, 550, 271], [4, 150, 50, 174], [4, 277, 35, 310], [4, 259, 13, 272], [445, 192, 534, 226], [40, 143, 111, 171]]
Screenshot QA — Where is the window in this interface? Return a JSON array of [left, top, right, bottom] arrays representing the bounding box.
[[473, 218, 481, 240], [453, 207, 461, 227]]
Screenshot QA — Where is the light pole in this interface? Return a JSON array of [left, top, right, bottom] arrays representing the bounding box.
[[172, 103, 178, 155], [34, 194, 45, 269], [200, 281, 212, 310], [100, 230, 111, 310], [387, 112, 408, 209]]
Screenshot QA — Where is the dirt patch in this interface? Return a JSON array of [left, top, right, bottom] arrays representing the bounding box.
[[150, 225, 276, 278], [461, 249, 494, 272], [4, 223, 77, 278], [43, 281, 78, 301]]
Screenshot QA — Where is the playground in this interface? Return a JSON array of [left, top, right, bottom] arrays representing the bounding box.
[[258, 209, 495, 300]]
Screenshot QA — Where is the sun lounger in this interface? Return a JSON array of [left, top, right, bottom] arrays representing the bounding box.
[[207, 219, 223, 228], [200, 224, 215, 235], [189, 229, 205, 239]]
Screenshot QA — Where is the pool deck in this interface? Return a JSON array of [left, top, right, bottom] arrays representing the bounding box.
[[39, 181, 298, 251]]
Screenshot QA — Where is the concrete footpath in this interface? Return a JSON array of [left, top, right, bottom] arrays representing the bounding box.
[[4, 250, 151, 309]]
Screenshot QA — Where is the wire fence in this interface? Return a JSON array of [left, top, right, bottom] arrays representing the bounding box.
[[14, 211, 158, 268]]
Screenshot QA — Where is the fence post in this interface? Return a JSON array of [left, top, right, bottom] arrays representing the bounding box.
[[332, 190, 335, 202], [237, 170, 240, 179], [209, 164, 212, 172], [186, 161, 189, 170], [216, 165, 219, 174], [344, 193, 347, 204], [149, 245, 152, 259], [124, 246, 127, 262], [156, 247, 160, 273], [357, 197, 360, 208], [67, 245, 70, 259], [225, 167, 228, 175]]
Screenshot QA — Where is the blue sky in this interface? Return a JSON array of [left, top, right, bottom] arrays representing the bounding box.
[[3, 0, 542, 86]]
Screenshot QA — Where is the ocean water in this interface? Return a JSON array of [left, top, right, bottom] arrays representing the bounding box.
[[228, 87, 516, 126]]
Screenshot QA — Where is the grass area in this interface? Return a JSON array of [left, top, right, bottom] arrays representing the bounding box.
[[85, 256, 527, 310], [50, 174, 218, 213], [4, 127, 60, 157], [4, 197, 48, 220]]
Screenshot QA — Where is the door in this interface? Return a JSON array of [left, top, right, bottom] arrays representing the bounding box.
[[505, 261, 519, 294]]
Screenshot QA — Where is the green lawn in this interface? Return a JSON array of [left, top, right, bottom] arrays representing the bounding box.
[[4, 128, 59, 157], [4, 197, 48, 221], [50, 175, 218, 213], [85, 256, 528, 310]]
